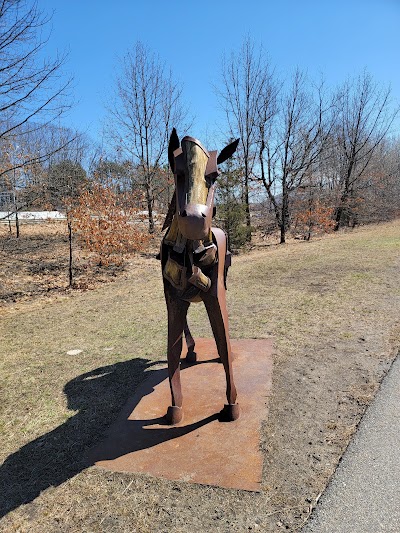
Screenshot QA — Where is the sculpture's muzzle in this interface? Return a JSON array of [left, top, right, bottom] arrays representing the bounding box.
[[177, 203, 212, 241]]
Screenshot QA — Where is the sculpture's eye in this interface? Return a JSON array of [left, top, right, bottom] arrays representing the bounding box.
[[205, 175, 213, 188]]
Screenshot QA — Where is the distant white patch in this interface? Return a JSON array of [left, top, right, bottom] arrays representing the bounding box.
[[0, 211, 66, 221], [104, 347, 114, 351], [67, 349, 83, 356]]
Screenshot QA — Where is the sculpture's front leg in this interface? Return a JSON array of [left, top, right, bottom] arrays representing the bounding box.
[[164, 287, 190, 424], [202, 291, 239, 421], [201, 227, 239, 421]]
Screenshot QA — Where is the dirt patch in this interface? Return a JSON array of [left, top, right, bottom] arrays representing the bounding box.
[[0, 220, 159, 311], [1, 220, 399, 532]]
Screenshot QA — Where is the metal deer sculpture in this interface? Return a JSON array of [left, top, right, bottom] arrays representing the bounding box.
[[159, 129, 240, 425]]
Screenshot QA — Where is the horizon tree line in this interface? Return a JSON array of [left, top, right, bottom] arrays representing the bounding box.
[[1, 1, 399, 245]]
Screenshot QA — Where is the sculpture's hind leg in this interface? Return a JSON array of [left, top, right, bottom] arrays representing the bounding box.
[[184, 320, 197, 363], [202, 292, 239, 421], [165, 291, 190, 424]]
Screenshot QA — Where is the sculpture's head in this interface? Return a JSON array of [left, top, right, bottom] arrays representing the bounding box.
[[168, 129, 239, 241]]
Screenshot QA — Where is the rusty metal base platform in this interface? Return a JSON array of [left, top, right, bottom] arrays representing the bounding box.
[[89, 338, 273, 491]]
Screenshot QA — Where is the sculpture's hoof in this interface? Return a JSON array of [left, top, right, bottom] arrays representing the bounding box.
[[165, 405, 183, 425], [218, 403, 240, 422], [186, 350, 197, 364]]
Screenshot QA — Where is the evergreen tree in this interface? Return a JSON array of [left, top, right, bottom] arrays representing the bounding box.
[[216, 157, 250, 249]]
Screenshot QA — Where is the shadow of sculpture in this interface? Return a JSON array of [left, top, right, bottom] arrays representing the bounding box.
[[0, 354, 222, 519], [88, 355, 223, 463], [0, 357, 160, 518], [91, 413, 219, 463]]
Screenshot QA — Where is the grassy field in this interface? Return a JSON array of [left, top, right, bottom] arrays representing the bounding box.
[[1, 220, 399, 532]]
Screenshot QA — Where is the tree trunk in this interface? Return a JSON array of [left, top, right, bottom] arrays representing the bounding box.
[[244, 178, 251, 228], [280, 185, 290, 244], [68, 219, 73, 287], [279, 223, 286, 244], [334, 196, 348, 230], [306, 194, 313, 240], [15, 209, 20, 238], [243, 160, 251, 242], [146, 191, 154, 234], [334, 207, 342, 231], [335, 164, 353, 230]]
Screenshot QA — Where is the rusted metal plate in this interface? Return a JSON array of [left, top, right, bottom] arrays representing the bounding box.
[[89, 338, 273, 492]]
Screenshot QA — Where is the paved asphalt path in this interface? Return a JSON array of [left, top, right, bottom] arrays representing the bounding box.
[[303, 355, 400, 533]]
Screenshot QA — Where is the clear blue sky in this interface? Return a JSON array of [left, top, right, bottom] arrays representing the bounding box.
[[38, 0, 400, 146]]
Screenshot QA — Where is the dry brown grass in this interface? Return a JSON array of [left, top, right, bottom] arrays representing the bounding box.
[[1, 220, 399, 532]]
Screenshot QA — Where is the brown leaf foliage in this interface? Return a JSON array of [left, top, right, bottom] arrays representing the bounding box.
[[293, 198, 335, 239], [70, 183, 151, 266]]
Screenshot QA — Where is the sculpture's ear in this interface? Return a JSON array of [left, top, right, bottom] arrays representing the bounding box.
[[168, 128, 180, 172], [217, 138, 240, 165]]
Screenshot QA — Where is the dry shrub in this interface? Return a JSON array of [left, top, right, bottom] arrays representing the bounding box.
[[70, 183, 151, 266], [293, 198, 335, 240]]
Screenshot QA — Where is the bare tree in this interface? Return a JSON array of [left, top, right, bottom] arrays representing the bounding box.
[[258, 70, 335, 243], [0, 0, 72, 141], [343, 136, 400, 224], [106, 41, 188, 233], [331, 71, 399, 229], [0, 0, 74, 221], [0, 124, 87, 234], [91, 159, 133, 192], [218, 38, 277, 238]]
